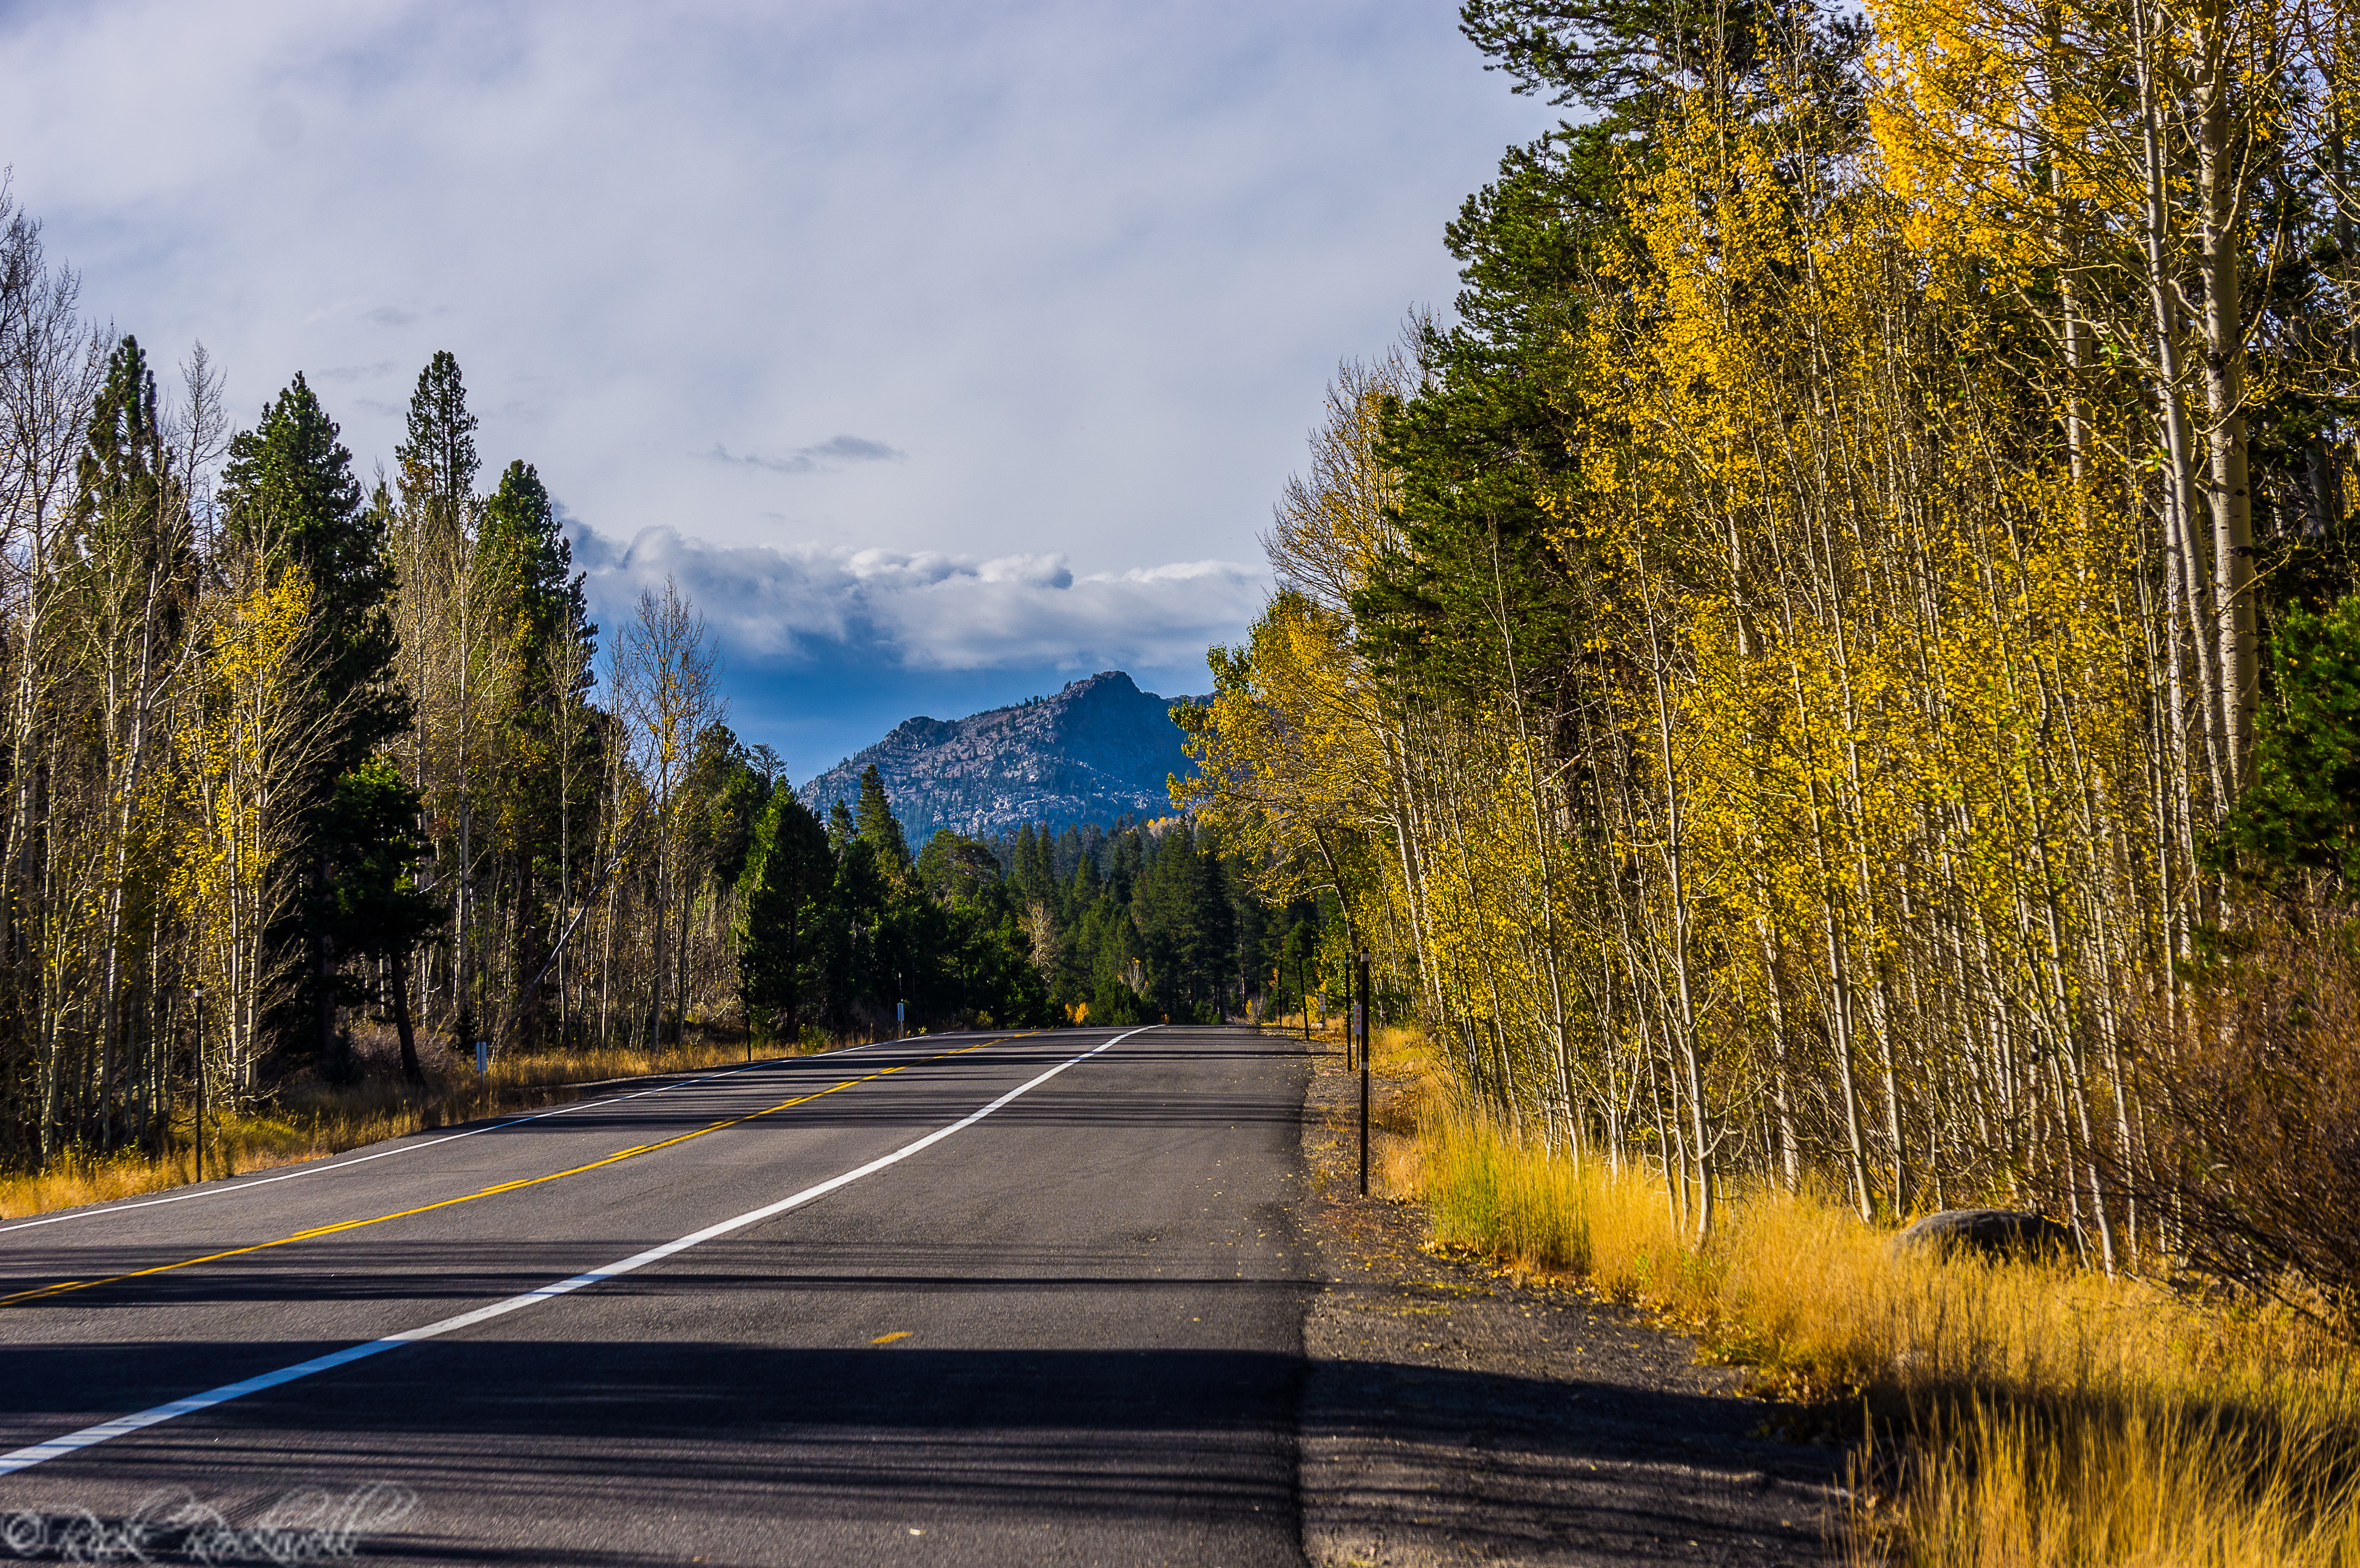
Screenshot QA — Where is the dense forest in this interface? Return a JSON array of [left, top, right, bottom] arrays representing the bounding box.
[[0, 186, 1291, 1178], [734, 768, 1298, 1038], [1181, 0, 2360, 1298]]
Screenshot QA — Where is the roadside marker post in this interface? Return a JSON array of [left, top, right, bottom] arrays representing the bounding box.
[[475, 1041, 489, 1076], [1357, 952, 1371, 1199], [192, 985, 206, 1184]]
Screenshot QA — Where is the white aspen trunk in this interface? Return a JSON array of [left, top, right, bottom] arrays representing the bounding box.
[[1484, 532, 1580, 1165], [675, 861, 693, 1045], [1781, 644, 1874, 1217], [456, 595, 473, 1025], [1634, 545, 1714, 1243], [1756, 927, 1802, 1192], [2044, 6, 2090, 490], [2193, 3, 2255, 788], [2134, 0, 2231, 809]]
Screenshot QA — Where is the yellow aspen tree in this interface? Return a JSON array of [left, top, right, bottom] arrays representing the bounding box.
[[171, 564, 326, 1108]]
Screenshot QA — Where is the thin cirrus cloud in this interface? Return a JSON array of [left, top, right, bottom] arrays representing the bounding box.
[[707, 435, 908, 475]]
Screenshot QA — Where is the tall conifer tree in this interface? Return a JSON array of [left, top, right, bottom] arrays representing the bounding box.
[[854, 763, 910, 870], [478, 458, 593, 1046], [735, 788, 835, 1041], [220, 374, 406, 1066]]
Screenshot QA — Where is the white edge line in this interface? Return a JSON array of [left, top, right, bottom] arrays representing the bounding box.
[[0, 1035, 939, 1237], [0, 1026, 1152, 1478]]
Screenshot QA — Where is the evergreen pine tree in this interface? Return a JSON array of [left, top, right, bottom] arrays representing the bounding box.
[[2215, 594, 2360, 885], [1011, 823, 1038, 898], [323, 761, 444, 1083], [736, 787, 836, 1041], [75, 336, 164, 545], [395, 350, 480, 531], [72, 334, 187, 705], [220, 374, 407, 1065], [477, 456, 595, 1047], [479, 461, 583, 638], [1012, 823, 1060, 908], [221, 374, 404, 753], [390, 352, 488, 1037], [1068, 844, 1102, 906], [853, 763, 910, 869]]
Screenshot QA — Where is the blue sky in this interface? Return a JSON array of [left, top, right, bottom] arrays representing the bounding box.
[[0, 0, 1557, 779]]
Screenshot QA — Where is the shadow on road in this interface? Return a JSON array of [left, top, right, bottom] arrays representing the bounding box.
[[0, 1341, 1812, 1564]]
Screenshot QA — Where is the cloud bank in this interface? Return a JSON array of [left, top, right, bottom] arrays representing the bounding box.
[[571, 523, 1264, 676], [0, 0, 1556, 576], [0, 0, 1551, 770]]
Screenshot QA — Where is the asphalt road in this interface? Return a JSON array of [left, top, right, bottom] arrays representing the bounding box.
[[0, 1025, 1313, 1566]]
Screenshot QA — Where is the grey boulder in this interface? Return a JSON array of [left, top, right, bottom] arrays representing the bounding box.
[[1894, 1208, 2077, 1262]]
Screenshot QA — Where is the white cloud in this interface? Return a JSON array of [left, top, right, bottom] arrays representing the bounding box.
[[0, 0, 1551, 761], [0, 0, 1557, 577], [575, 523, 1264, 674]]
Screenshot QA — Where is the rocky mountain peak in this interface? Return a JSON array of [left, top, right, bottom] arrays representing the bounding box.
[[797, 671, 1206, 840]]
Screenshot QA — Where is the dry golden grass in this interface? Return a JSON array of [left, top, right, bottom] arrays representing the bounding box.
[[1859, 1396, 2360, 1568], [0, 1034, 842, 1223], [1400, 1072, 2360, 1567], [1305, 1021, 1439, 1199]]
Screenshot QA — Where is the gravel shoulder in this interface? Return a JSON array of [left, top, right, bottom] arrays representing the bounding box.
[[1291, 1046, 1847, 1566]]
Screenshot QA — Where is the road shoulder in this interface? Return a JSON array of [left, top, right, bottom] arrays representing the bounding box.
[[1291, 1051, 1844, 1566]]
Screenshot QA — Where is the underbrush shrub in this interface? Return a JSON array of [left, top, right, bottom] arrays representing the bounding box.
[[2148, 919, 2360, 1340]]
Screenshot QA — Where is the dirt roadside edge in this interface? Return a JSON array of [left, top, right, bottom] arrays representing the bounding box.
[[1291, 1049, 1848, 1567]]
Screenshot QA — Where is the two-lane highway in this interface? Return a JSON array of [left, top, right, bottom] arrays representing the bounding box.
[[0, 1025, 1313, 1565]]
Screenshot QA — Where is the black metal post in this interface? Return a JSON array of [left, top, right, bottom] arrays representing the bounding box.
[[192, 984, 205, 1184], [1357, 953, 1370, 1198]]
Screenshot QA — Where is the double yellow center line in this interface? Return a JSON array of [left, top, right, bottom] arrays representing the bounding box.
[[3, 1037, 1020, 1309]]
